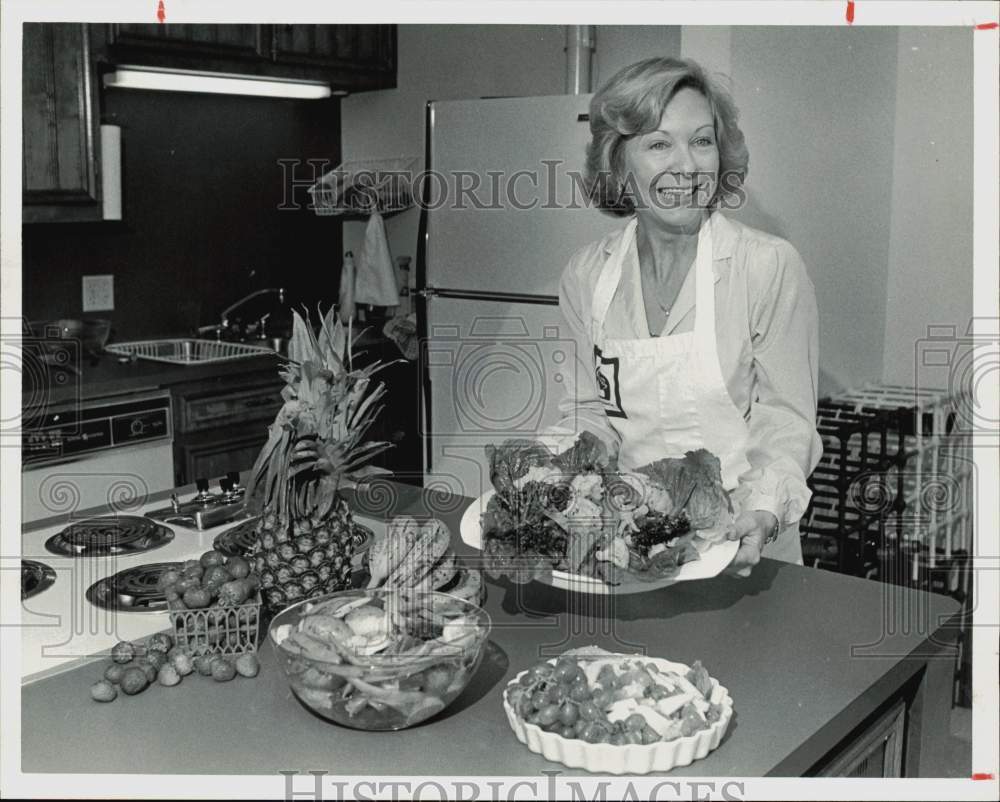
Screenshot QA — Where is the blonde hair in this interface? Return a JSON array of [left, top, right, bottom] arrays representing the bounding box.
[[585, 57, 749, 215]]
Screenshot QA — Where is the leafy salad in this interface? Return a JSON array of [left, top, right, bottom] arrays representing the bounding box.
[[481, 433, 735, 584]]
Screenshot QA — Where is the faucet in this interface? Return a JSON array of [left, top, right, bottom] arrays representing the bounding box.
[[220, 287, 286, 329], [197, 287, 286, 341]]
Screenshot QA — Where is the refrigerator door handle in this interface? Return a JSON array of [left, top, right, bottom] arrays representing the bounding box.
[[419, 286, 559, 306]]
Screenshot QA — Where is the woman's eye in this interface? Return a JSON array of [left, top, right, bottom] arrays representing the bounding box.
[[693, 137, 715, 147], [650, 141, 670, 150]]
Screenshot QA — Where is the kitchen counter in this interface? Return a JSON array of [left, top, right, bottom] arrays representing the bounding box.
[[24, 352, 282, 410], [20, 482, 962, 777]]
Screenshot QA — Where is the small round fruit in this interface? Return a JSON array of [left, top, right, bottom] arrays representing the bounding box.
[[171, 652, 195, 676], [569, 680, 592, 702], [90, 680, 117, 702], [137, 661, 158, 683], [120, 666, 150, 695], [218, 579, 249, 606], [531, 690, 548, 710], [536, 704, 561, 727], [147, 633, 173, 653], [226, 556, 251, 579], [110, 641, 135, 664], [167, 598, 187, 612], [234, 653, 260, 678], [558, 724, 577, 740], [172, 576, 199, 594], [164, 589, 180, 602], [182, 587, 212, 609], [143, 650, 168, 671], [211, 659, 237, 682], [157, 664, 181, 686], [104, 663, 125, 684], [591, 689, 613, 710], [641, 726, 660, 745], [546, 683, 567, 704], [158, 569, 182, 589], [557, 701, 579, 726], [625, 713, 646, 732], [194, 655, 215, 676], [202, 565, 230, 586], [200, 549, 226, 568], [578, 701, 601, 721]]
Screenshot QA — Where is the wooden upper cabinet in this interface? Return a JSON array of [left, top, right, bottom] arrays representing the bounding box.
[[104, 23, 396, 90], [23, 23, 103, 222]]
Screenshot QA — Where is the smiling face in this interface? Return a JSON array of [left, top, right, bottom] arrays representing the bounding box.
[[620, 87, 720, 234]]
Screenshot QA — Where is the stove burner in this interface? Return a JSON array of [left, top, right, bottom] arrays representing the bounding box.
[[45, 515, 174, 557], [22, 559, 56, 600], [213, 517, 260, 558], [212, 519, 375, 558], [85, 562, 182, 611]]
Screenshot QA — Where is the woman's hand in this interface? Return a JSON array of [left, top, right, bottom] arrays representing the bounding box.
[[724, 510, 778, 577]]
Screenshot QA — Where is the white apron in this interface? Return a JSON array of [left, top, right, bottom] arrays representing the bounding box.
[[590, 215, 802, 563]]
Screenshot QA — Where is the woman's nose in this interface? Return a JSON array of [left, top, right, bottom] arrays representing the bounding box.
[[664, 145, 697, 175]]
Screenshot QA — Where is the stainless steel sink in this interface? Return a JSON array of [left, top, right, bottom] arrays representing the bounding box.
[[104, 339, 276, 365]]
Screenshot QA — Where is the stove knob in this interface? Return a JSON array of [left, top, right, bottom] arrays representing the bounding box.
[[220, 477, 234, 494], [227, 471, 241, 487], [196, 478, 209, 493]]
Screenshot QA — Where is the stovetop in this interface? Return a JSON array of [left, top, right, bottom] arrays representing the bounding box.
[[145, 474, 247, 530], [20, 479, 388, 683]]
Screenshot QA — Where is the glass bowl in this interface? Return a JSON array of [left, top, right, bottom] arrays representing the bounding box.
[[268, 588, 491, 731]]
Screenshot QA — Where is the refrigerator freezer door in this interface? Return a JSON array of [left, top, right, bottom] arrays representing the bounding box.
[[425, 94, 622, 297], [423, 295, 587, 499]]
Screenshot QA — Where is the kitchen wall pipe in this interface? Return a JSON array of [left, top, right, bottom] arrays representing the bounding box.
[[565, 26, 596, 94]]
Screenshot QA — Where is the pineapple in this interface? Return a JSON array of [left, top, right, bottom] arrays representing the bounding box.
[[246, 307, 394, 614]]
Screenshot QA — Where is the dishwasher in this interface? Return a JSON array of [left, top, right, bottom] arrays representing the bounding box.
[[21, 391, 174, 525]]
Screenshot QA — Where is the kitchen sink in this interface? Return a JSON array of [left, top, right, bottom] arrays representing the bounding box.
[[104, 338, 275, 365]]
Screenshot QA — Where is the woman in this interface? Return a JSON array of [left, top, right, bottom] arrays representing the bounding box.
[[556, 57, 823, 575]]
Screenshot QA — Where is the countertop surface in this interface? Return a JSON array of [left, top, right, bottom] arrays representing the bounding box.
[[20, 482, 961, 777], [23, 329, 399, 410]]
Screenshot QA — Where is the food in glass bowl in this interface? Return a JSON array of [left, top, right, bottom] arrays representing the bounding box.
[[502, 647, 733, 773], [269, 588, 491, 730]]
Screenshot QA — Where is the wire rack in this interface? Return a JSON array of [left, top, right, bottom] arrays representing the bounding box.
[[308, 156, 420, 217]]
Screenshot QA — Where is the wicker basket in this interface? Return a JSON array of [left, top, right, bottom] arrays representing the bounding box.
[[170, 595, 262, 656], [308, 156, 419, 217]]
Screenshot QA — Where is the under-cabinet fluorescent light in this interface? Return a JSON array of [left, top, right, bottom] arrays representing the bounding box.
[[103, 66, 334, 99]]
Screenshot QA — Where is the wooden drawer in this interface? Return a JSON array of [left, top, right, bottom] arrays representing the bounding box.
[[818, 697, 906, 777], [176, 383, 283, 433]]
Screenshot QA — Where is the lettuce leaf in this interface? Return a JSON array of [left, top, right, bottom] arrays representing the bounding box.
[[551, 431, 614, 475], [486, 438, 554, 502], [635, 449, 732, 530]]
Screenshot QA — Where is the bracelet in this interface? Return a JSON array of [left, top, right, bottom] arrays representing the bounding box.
[[764, 515, 781, 545]]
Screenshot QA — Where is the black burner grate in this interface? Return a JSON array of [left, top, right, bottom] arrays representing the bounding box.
[[45, 515, 174, 557], [85, 561, 181, 611]]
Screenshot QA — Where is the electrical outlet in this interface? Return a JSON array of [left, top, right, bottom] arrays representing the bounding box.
[[82, 275, 114, 312]]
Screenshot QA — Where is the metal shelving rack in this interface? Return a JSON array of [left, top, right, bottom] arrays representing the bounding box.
[[801, 382, 974, 705]]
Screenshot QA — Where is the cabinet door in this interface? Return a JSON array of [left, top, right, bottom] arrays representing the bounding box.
[[107, 23, 266, 62], [175, 427, 269, 487], [270, 25, 396, 74], [23, 23, 102, 222], [818, 698, 906, 777]]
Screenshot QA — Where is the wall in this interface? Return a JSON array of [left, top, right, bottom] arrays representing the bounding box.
[[22, 88, 341, 339], [881, 27, 974, 389], [341, 24, 682, 263]]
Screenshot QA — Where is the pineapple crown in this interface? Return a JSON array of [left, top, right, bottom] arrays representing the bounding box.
[[245, 306, 397, 524]]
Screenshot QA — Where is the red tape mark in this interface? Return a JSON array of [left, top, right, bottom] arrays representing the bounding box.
[[975, 22, 999, 30], [972, 773, 995, 780], [846, 1, 855, 24], [157, 1, 166, 23]]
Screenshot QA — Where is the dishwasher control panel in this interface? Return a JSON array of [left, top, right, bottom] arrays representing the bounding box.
[[23, 393, 172, 466]]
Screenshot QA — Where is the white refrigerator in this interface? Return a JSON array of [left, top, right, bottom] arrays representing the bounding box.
[[417, 94, 621, 500]]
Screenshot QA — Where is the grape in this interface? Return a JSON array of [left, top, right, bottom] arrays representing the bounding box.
[[581, 723, 608, 744], [526, 712, 543, 726], [519, 673, 535, 688], [546, 683, 567, 704], [591, 689, 613, 710], [531, 690, 549, 710], [553, 660, 577, 683], [610, 733, 627, 746], [647, 684, 669, 701], [641, 726, 660, 745], [625, 730, 644, 745], [528, 663, 552, 681], [625, 713, 646, 731], [558, 701, 579, 726], [578, 701, 601, 721], [644, 661, 660, 674], [537, 704, 561, 726], [573, 718, 590, 736], [597, 664, 617, 687], [569, 681, 591, 702], [558, 724, 577, 740], [517, 695, 534, 718]]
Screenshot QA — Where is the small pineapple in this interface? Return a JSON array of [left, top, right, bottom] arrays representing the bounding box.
[[246, 306, 394, 614]]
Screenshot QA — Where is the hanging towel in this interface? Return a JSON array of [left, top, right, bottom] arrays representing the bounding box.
[[354, 212, 401, 307]]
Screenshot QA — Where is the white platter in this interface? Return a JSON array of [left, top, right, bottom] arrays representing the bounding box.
[[459, 489, 738, 595], [502, 655, 734, 774]]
